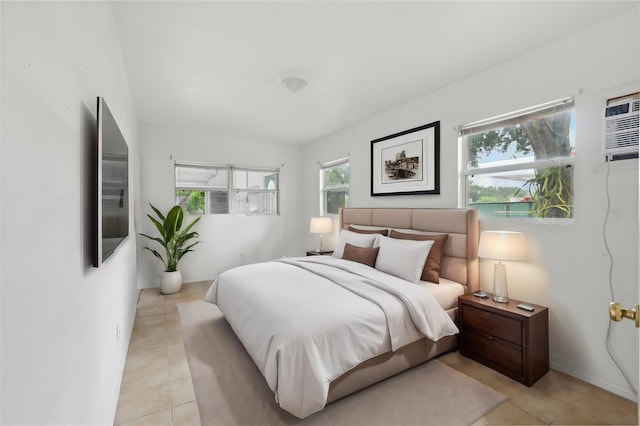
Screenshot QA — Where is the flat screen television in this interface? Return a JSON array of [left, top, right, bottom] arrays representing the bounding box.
[[94, 97, 129, 267]]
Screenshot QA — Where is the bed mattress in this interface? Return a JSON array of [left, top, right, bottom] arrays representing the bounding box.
[[418, 277, 465, 310]]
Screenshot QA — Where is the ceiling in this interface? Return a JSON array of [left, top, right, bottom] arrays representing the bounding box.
[[112, 1, 637, 145]]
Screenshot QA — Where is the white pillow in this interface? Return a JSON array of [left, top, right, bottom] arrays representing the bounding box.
[[332, 230, 380, 259], [375, 235, 434, 283]]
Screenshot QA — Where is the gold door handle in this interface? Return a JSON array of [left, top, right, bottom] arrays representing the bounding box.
[[609, 302, 639, 327]]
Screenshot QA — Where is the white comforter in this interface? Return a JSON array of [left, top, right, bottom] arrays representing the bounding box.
[[204, 256, 458, 418]]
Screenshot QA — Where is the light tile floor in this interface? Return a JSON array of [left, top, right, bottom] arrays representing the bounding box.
[[114, 281, 211, 426], [115, 283, 638, 425]]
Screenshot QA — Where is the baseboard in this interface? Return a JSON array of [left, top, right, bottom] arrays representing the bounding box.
[[550, 360, 638, 402]]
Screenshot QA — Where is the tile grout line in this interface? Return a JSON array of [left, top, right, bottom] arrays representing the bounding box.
[[165, 303, 177, 425]]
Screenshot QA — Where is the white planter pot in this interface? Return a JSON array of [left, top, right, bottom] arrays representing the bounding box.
[[160, 270, 182, 295]]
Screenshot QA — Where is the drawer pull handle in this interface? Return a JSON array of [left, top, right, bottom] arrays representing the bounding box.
[[485, 334, 493, 340]]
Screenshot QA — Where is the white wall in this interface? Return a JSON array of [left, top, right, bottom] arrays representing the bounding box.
[[0, 2, 4, 422], [301, 10, 639, 401], [138, 126, 303, 288], [1, 2, 140, 425]]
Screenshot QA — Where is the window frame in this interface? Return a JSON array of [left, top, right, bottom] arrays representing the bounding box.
[[175, 161, 280, 216], [230, 166, 280, 215], [319, 157, 350, 217], [459, 97, 575, 222]]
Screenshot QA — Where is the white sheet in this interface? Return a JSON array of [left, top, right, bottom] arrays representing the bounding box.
[[205, 256, 458, 419], [418, 277, 465, 310]]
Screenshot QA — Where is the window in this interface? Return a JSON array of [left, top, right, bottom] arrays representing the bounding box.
[[175, 162, 279, 215], [231, 168, 279, 215], [320, 158, 349, 215], [460, 97, 575, 220], [175, 164, 229, 214]]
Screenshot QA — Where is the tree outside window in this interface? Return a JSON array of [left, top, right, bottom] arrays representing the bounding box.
[[177, 190, 205, 215], [462, 98, 575, 219]]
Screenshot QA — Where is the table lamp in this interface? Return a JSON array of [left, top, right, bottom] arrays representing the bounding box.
[[309, 217, 333, 252], [478, 231, 526, 303]]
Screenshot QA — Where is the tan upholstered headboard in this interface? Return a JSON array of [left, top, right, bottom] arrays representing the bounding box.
[[339, 208, 479, 293]]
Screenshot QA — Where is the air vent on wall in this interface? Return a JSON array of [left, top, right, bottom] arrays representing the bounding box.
[[603, 96, 639, 159]]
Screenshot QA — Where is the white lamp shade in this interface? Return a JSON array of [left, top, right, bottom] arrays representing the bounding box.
[[478, 231, 526, 261], [309, 217, 333, 234]]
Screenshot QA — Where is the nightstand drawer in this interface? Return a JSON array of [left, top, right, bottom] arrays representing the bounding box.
[[462, 304, 522, 346], [462, 328, 523, 376]]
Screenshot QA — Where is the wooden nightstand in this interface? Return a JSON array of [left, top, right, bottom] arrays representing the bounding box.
[[306, 250, 334, 256], [458, 293, 549, 386]]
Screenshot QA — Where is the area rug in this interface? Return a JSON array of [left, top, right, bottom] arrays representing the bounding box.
[[178, 301, 507, 426]]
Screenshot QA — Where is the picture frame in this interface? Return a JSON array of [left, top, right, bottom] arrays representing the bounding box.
[[371, 121, 440, 196]]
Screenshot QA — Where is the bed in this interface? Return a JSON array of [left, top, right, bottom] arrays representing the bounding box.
[[205, 207, 478, 419]]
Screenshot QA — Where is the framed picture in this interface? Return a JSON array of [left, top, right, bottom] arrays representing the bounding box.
[[371, 121, 440, 196]]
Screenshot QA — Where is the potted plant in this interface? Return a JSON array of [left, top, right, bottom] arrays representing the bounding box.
[[141, 204, 201, 294]]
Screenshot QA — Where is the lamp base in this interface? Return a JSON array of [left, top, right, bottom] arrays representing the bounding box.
[[492, 262, 509, 303], [492, 294, 509, 303]]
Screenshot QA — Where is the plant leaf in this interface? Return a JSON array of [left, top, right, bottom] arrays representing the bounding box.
[[147, 214, 166, 240], [144, 247, 167, 270], [149, 203, 166, 222], [173, 206, 184, 232], [181, 216, 201, 235], [165, 206, 182, 241], [139, 234, 167, 247]]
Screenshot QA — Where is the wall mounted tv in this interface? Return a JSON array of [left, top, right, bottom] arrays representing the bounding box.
[[93, 97, 129, 267]]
